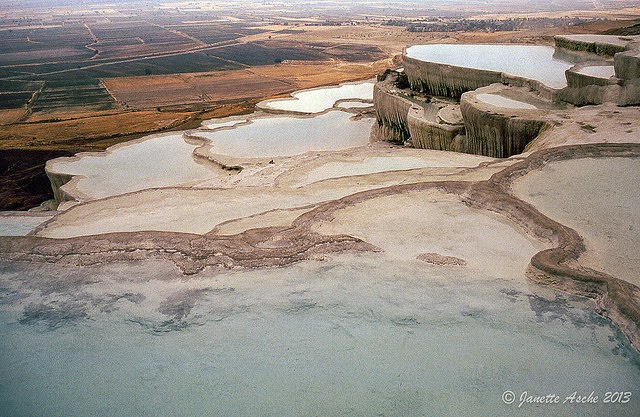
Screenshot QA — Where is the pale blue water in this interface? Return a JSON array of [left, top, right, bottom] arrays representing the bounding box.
[[1, 254, 638, 416], [0, 213, 53, 236]]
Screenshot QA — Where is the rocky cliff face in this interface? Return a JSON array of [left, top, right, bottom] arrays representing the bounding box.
[[407, 106, 463, 151], [554, 35, 627, 57], [374, 70, 551, 158], [615, 50, 640, 80], [44, 168, 73, 206]]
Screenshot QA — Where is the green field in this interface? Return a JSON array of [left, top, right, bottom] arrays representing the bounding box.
[[0, 92, 33, 109], [30, 83, 116, 113]]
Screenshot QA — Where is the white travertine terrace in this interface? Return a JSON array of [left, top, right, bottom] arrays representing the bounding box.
[[377, 34, 640, 159], [558, 34, 635, 49], [45, 82, 377, 202], [335, 100, 373, 109], [46, 134, 219, 201], [513, 158, 640, 287], [2, 54, 640, 417]]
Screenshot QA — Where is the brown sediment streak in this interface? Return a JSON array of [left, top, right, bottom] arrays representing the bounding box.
[[0, 143, 639, 348], [0, 228, 377, 276]]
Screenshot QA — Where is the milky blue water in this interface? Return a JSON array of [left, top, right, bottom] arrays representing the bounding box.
[[1, 254, 638, 416]]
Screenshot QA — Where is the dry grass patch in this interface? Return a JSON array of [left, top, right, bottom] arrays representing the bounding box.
[[102, 60, 391, 110], [0, 110, 193, 151], [0, 109, 28, 125]]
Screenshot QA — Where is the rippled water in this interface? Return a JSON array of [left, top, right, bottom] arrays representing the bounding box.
[[1, 254, 638, 416]]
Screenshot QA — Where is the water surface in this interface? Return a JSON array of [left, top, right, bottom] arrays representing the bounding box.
[[197, 110, 374, 158], [406, 44, 575, 88], [576, 65, 616, 78], [476, 93, 538, 110], [0, 255, 638, 416], [258, 82, 374, 113], [0, 213, 54, 236], [48, 134, 217, 200]]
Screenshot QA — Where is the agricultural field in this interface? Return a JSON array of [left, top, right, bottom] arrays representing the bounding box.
[[0, 15, 387, 116], [86, 21, 203, 59], [166, 23, 267, 44], [0, 24, 95, 65], [101, 60, 390, 109], [30, 80, 116, 114], [211, 40, 386, 66]]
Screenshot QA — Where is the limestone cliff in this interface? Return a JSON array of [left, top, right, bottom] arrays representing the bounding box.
[[373, 70, 466, 151]]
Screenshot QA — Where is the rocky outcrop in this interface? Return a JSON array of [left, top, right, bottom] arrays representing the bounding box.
[[407, 105, 463, 151], [44, 167, 73, 206], [615, 49, 640, 80], [372, 72, 414, 144], [555, 35, 640, 105], [565, 64, 617, 88], [403, 51, 557, 101]]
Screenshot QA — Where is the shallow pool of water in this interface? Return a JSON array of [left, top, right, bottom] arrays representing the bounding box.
[[197, 110, 374, 158], [0, 213, 54, 236], [0, 254, 638, 416], [258, 82, 374, 113], [48, 134, 218, 200], [476, 93, 538, 110], [405, 44, 575, 88], [576, 65, 616, 79]]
